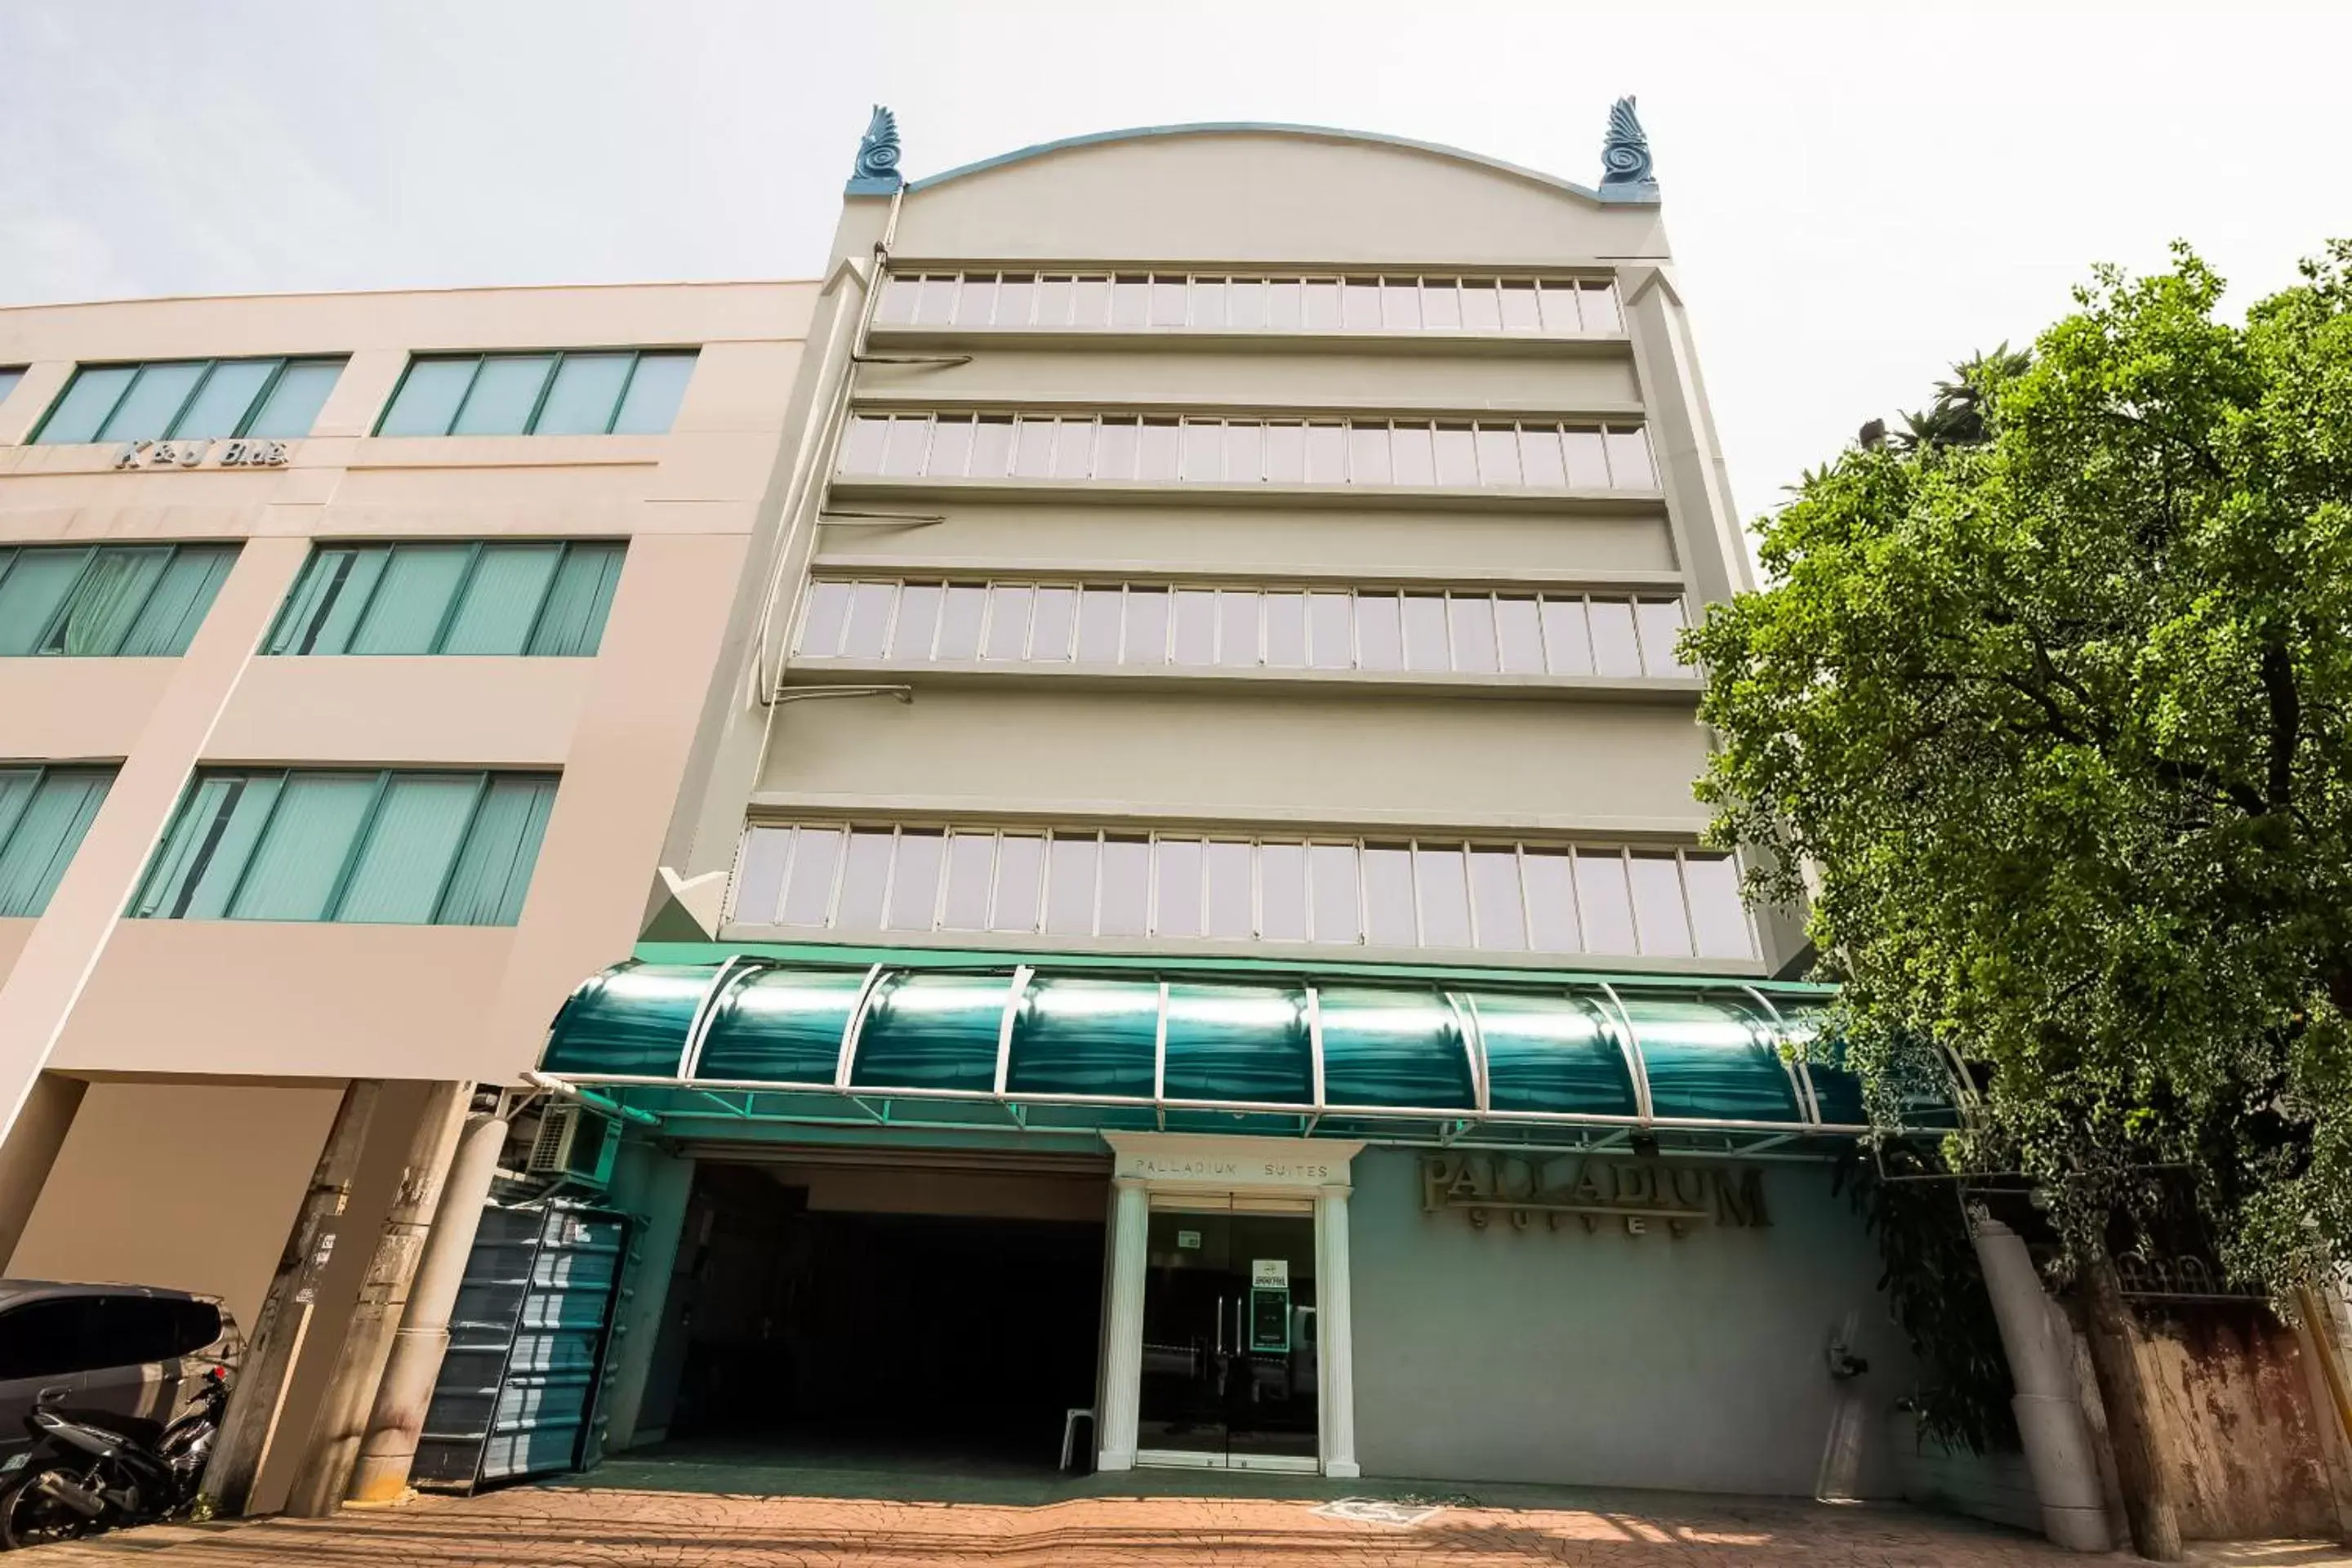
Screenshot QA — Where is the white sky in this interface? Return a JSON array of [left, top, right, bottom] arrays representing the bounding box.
[[3, 0, 2347, 519]]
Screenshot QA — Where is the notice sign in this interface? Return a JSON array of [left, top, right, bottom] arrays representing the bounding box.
[[1177, 1230, 1201, 1250], [1253, 1258, 1289, 1287]]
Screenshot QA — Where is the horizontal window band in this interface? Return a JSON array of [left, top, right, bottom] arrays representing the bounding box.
[[846, 395, 1650, 421], [774, 662, 1702, 704], [864, 327, 1634, 361], [805, 556, 1688, 594], [876, 260, 1627, 281], [729, 821, 1756, 962], [710, 924, 1768, 976], [793, 577, 1694, 680], [743, 795, 1714, 844], [829, 479, 1666, 516], [875, 272, 1625, 338]]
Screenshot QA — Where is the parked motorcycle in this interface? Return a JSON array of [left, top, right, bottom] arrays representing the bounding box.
[[0, 1365, 229, 1549]]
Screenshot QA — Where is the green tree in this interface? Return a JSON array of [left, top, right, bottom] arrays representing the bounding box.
[[1688, 243, 2352, 1561]]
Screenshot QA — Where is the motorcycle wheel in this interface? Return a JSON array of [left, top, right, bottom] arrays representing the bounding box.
[[0, 1468, 105, 1550]]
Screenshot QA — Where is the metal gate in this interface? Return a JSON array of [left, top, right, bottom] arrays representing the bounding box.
[[413, 1200, 630, 1491]]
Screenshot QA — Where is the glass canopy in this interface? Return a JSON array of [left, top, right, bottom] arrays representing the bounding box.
[[538, 959, 1953, 1151]]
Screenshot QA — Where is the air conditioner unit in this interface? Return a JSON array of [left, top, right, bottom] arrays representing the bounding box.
[[524, 1102, 617, 1189]]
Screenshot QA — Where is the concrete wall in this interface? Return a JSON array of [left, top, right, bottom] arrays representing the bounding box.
[[6, 1079, 342, 1330], [1347, 1146, 1914, 1496], [0, 281, 813, 1116]]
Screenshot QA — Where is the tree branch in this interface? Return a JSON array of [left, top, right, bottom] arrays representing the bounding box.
[[2261, 638, 2300, 812]]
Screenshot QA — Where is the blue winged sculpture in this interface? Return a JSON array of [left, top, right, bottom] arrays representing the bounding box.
[[1599, 96, 1657, 193], [847, 105, 902, 195]]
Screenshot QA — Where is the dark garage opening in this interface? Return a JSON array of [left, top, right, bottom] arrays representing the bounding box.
[[656, 1163, 1106, 1470]]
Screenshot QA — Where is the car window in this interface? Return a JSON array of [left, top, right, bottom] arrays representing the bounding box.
[[168, 1301, 222, 1358], [0, 1299, 100, 1379], [96, 1297, 185, 1365]]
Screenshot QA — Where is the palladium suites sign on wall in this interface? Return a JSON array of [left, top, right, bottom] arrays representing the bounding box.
[[1420, 1154, 1770, 1238]]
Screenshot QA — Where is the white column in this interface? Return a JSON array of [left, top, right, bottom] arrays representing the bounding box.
[[1972, 1214, 2110, 1552], [1097, 1176, 1151, 1471], [1318, 1182, 1359, 1479], [346, 1111, 508, 1502]]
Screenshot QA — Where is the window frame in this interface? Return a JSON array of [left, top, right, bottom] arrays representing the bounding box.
[[131, 766, 559, 926], [836, 411, 1658, 493], [731, 821, 1755, 960], [0, 541, 241, 658], [0, 764, 118, 917], [792, 575, 1696, 679], [29, 356, 347, 445], [878, 270, 1626, 338], [261, 539, 625, 657], [373, 348, 697, 438]]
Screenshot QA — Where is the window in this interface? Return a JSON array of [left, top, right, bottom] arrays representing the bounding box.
[[377, 350, 697, 437], [877, 272, 1624, 337], [0, 1299, 97, 1379], [33, 358, 345, 444], [265, 541, 624, 657], [0, 543, 238, 657], [838, 412, 1658, 492], [0, 767, 114, 917], [0, 1295, 220, 1380], [795, 577, 1695, 678], [733, 822, 1753, 960], [0, 367, 24, 412], [131, 769, 557, 925]]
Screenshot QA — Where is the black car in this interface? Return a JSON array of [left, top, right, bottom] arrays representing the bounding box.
[[0, 1282, 241, 1474]]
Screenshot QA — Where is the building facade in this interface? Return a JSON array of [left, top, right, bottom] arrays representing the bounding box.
[[532, 109, 1925, 1497], [0, 280, 813, 1511]]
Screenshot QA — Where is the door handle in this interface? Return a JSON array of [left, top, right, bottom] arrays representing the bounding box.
[[1214, 1295, 1225, 1357], [35, 1387, 71, 1405]]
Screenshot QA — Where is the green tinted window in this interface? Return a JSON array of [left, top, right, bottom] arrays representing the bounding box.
[[377, 349, 696, 436], [131, 768, 558, 926], [33, 359, 344, 443], [265, 541, 624, 657], [0, 767, 115, 916], [0, 543, 238, 657]]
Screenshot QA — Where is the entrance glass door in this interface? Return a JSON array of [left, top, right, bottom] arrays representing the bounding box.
[[1136, 1209, 1318, 1467]]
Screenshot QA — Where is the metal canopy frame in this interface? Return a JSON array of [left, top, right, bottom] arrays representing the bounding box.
[[541, 956, 1958, 1160]]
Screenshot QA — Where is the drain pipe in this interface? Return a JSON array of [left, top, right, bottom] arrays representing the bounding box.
[[343, 1108, 511, 1503], [1970, 1210, 2112, 1551]]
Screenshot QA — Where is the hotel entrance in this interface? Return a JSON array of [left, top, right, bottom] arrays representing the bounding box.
[[1136, 1209, 1319, 1468]]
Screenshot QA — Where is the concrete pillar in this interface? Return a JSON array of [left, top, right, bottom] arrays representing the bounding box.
[[1317, 1182, 1359, 1479], [0, 1072, 85, 1273], [1972, 1214, 2112, 1551], [282, 1080, 473, 1517], [596, 1142, 696, 1454], [344, 1112, 508, 1503], [206, 1079, 381, 1517], [1096, 1176, 1150, 1472]]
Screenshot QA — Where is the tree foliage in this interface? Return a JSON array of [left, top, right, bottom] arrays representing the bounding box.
[[1690, 242, 2352, 1299]]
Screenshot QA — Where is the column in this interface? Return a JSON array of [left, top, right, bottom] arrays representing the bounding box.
[[594, 1143, 697, 1454], [1096, 1177, 1151, 1471], [1972, 1214, 2110, 1551], [345, 1111, 510, 1502], [1318, 1183, 1360, 1479], [0, 1073, 85, 1272], [282, 1080, 474, 1517]]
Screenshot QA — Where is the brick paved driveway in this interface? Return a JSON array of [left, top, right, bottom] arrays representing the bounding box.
[[22, 1483, 2350, 1567]]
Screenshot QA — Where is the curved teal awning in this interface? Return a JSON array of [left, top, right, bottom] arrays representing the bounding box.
[[539, 959, 1955, 1150]]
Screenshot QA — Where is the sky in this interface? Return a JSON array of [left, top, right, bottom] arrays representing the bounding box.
[[2, 0, 2348, 522]]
